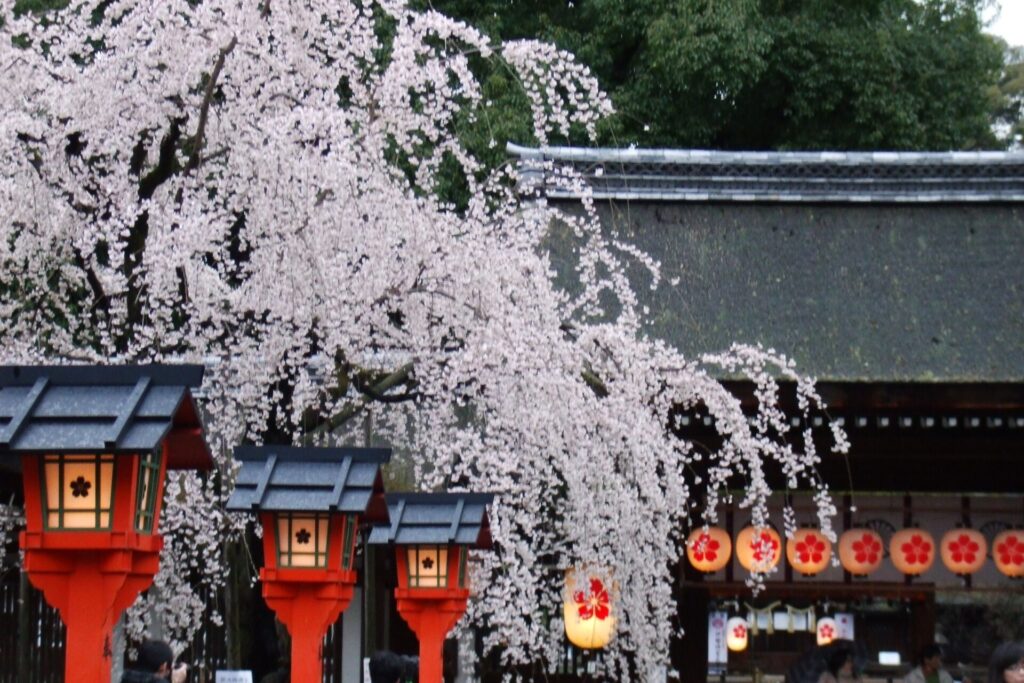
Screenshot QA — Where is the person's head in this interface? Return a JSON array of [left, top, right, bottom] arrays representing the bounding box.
[[369, 651, 405, 683], [136, 639, 174, 676], [826, 645, 853, 677], [919, 643, 944, 674], [988, 641, 1024, 683]]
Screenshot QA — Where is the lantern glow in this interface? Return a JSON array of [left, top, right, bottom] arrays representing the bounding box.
[[838, 529, 884, 576], [275, 513, 331, 569], [993, 530, 1024, 578], [817, 617, 838, 646], [564, 569, 615, 650], [890, 529, 935, 575], [736, 526, 782, 573], [686, 527, 732, 573], [940, 529, 986, 575], [785, 528, 832, 576], [725, 616, 749, 652], [42, 454, 115, 530]]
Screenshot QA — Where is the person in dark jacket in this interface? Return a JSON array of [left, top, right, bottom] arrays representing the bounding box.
[[121, 639, 187, 683]]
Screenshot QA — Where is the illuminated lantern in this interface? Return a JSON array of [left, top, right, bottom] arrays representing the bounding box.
[[686, 527, 732, 573], [890, 529, 935, 575], [940, 529, 986, 575], [992, 530, 1024, 578], [817, 617, 837, 646], [369, 492, 494, 683], [563, 569, 616, 650], [1, 365, 212, 683], [786, 528, 832, 576], [736, 526, 782, 573], [838, 529, 884, 576], [228, 446, 391, 683], [726, 616, 749, 652]]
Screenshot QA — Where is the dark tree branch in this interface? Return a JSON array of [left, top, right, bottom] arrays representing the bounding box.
[[187, 36, 238, 171]]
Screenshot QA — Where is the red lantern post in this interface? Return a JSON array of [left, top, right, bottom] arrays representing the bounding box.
[[370, 493, 494, 683], [227, 446, 391, 683], [0, 365, 212, 683]]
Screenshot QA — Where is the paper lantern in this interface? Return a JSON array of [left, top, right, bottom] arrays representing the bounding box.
[[736, 526, 782, 573], [993, 530, 1024, 578], [686, 527, 732, 573], [838, 529, 884, 576], [786, 528, 832, 576], [940, 529, 987, 575], [726, 617, 748, 652], [890, 529, 935, 575], [564, 570, 615, 650], [816, 617, 837, 646]]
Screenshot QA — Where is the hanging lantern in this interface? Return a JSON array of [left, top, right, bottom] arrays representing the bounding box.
[[786, 528, 832, 576], [736, 526, 782, 573], [726, 616, 748, 652], [838, 529, 884, 576], [890, 529, 935, 575], [816, 617, 838, 646], [686, 527, 732, 573], [563, 569, 615, 650], [993, 530, 1024, 578], [940, 529, 987, 575]]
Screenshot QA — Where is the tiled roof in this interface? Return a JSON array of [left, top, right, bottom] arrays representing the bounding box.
[[508, 143, 1024, 203], [368, 492, 493, 549], [227, 446, 391, 521], [0, 365, 211, 470]]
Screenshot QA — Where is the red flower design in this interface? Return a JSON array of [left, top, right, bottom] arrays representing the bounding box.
[[901, 534, 932, 565], [751, 531, 779, 563], [996, 535, 1024, 567], [819, 624, 835, 640], [795, 533, 826, 564], [852, 533, 882, 564], [692, 533, 721, 563], [947, 534, 980, 564], [573, 577, 610, 621], [732, 623, 747, 639]]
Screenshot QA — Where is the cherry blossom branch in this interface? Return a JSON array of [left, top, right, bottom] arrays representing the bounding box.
[[187, 36, 238, 172]]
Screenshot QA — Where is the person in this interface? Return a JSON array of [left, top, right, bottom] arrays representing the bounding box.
[[818, 645, 856, 683], [988, 642, 1024, 683], [121, 639, 188, 683], [368, 651, 405, 683], [904, 644, 954, 683]]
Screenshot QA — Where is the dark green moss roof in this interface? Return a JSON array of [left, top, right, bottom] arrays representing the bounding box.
[[552, 202, 1024, 381]]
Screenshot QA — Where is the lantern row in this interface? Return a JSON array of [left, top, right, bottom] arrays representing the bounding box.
[[723, 612, 853, 653], [686, 526, 1024, 577]]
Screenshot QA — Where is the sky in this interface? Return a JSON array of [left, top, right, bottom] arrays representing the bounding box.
[[985, 0, 1024, 48]]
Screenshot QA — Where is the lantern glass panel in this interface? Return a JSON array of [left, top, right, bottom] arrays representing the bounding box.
[[457, 547, 468, 588], [406, 545, 448, 588], [42, 454, 115, 530], [134, 450, 162, 533], [276, 513, 330, 568]]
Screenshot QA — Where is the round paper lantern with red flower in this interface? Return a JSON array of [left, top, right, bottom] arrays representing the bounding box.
[[890, 529, 935, 575], [736, 526, 782, 573], [838, 529, 884, 576], [726, 616, 749, 652], [563, 570, 615, 650], [686, 527, 732, 573], [786, 528, 832, 576], [940, 529, 986, 575], [816, 617, 838, 646], [993, 530, 1024, 578]]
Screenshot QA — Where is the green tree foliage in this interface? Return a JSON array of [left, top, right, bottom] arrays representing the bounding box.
[[990, 44, 1024, 148], [425, 0, 1005, 150]]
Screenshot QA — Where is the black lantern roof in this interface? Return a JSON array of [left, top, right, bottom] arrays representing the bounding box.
[[227, 446, 391, 523], [0, 365, 211, 471], [368, 492, 494, 549]]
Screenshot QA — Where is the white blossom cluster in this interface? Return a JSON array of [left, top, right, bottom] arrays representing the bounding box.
[[0, 0, 845, 678]]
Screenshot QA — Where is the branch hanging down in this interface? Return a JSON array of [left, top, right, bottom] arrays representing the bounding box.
[[187, 36, 238, 171]]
